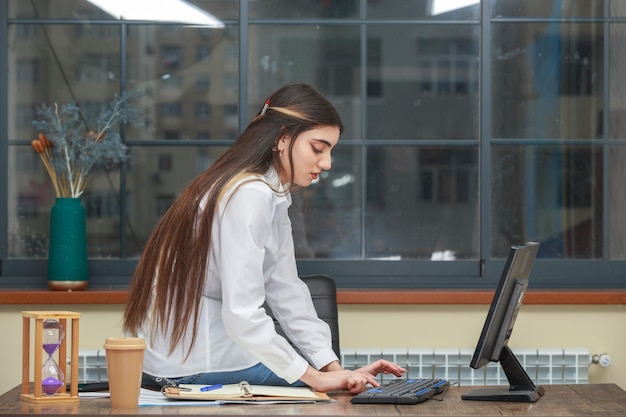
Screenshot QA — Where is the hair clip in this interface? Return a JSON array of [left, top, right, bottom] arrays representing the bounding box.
[[260, 99, 270, 115], [239, 381, 252, 397]]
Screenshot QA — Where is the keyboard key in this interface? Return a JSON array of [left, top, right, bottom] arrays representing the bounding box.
[[351, 378, 450, 405]]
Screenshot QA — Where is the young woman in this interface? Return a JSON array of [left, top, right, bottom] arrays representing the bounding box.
[[123, 82, 405, 394]]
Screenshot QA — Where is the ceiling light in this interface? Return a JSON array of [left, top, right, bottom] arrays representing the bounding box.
[[86, 0, 224, 27], [431, 0, 479, 15]]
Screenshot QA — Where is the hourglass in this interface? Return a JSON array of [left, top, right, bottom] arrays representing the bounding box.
[[21, 311, 80, 403], [42, 319, 64, 395]]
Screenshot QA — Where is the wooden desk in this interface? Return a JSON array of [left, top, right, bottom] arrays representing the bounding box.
[[1, 384, 625, 416]]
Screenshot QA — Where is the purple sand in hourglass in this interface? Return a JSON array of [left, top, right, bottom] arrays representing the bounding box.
[[43, 343, 60, 355], [42, 376, 63, 395]]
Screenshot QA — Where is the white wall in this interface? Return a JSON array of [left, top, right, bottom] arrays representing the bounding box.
[[1, 303, 624, 395]]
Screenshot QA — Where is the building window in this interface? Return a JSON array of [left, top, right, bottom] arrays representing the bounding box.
[[163, 131, 180, 140], [14, 23, 37, 39], [161, 74, 183, 89], [224, 73, 237, 92], [197, 131, 211, 140], [16, 59, 38, 84], [15, 104, 35, 129], [17, 193, 38, 218], [77, 54, 120, 82], [156, 195, 175, 217], [158, 154, 172, 172], [161, 46, 183, 70], [15, 149, 39, 173], [3, 1, 625, 290], [84, 191, 121, 219], [76, 22, 119, 38], [225, 44, 238, 62], [196, 75, 210, 91], [195, 102, 210, 120], [79, 101, 106, 123], [416, 38, 479, 96], [196, 45, 211, 62], [160, 103, 182, 117]]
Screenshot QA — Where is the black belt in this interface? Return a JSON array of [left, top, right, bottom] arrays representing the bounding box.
[[142, 372, 175, 389]]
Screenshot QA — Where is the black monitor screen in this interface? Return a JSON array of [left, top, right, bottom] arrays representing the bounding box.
[[462, 241, 545, 403]]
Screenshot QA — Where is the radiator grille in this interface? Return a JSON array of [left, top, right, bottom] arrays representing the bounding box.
[[74, 350, 107, 383], [341, 347, 590, 385], [72, 347, 590, 385]]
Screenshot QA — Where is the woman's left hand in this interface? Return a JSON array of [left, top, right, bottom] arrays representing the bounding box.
[[356, 359, 407, 379]]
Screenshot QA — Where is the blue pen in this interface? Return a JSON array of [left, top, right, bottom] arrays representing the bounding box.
[[200, 384, 222, 392]]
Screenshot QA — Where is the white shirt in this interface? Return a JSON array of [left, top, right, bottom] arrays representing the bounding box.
[[139, 168, 338, 383]]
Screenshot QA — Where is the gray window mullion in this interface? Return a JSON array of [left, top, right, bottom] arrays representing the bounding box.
[[0, 0, 7, 261], [480, 0, 491, 267]]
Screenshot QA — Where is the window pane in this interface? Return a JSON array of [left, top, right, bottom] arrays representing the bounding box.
[[366, 146, 479, 260], [8, 146, 52, 258], [80, 176, 124, 257], [291, 147, 362, 259], [126, 25, 237, 140], [367, 24, 479, 140], [249, 0, 359, 19], [8, 23, 124, 259], [369, 0, 479, 20], [9, 0, 238, 21], [126, 146, 228, 257], [611, 1, 626, 17], [190, 1, 239, 20], [9, 0, 116, 20], [8, 144, 126, 259], [125, 145, 362, 261], [493, 1, 605, 18], [6, 0, 626, 291], [609, 23, 626, 139], [248, 24, 361, 137], [9, 24, 122, 139], [609, 25, 626, 257], [492, 23, 603, 139], [10, 141, 231, 261], [491, 145, 603, 259], [609, 146, 626, 259]]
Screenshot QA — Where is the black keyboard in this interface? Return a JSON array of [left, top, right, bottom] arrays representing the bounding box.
[[351, 378, 450, 405]]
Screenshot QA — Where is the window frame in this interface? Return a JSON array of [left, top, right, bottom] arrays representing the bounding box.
[[1, 1, 626, 291]]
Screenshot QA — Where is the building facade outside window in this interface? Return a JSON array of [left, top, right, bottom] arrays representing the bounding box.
[[2, 0, 626, 289]]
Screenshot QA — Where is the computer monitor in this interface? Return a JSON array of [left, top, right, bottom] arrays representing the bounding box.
[[461, 241, 545, 402]]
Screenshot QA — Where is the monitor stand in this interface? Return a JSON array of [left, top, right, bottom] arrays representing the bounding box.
[[461, 346, 546, 402]]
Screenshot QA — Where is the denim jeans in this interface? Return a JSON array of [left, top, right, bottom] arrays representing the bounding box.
[[142, 362, 307, 389]]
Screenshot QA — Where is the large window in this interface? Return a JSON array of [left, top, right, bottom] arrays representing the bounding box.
[[2, 0, 626, 289]]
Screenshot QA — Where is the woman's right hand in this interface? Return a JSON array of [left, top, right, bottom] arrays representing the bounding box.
[[300, 366, 380, 394]]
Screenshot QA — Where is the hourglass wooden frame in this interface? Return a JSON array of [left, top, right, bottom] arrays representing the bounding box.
[[21, 311, 81, 403]]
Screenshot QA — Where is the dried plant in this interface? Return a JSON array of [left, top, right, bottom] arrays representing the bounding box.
[[31, 91, 142, 198]]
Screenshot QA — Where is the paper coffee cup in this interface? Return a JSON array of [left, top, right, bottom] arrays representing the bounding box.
[[104, 337, 146, 409]]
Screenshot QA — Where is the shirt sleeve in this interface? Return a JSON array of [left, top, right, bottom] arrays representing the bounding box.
[[213, 183, 311, 383], [263, 208, 339, 370]]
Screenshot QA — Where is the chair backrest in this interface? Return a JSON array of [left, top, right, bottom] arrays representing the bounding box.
[[264, 274, 341, 360]]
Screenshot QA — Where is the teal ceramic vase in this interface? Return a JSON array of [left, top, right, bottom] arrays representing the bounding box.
[[47, 198, 89, 290]]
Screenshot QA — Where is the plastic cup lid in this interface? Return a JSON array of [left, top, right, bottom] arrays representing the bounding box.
[[104, 337, 146, 350]]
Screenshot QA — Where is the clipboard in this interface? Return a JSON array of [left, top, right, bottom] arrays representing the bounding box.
[[162, 381, 331, 403]]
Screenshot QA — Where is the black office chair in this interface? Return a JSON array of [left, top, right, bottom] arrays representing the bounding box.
[[264, 274, 341, 360]]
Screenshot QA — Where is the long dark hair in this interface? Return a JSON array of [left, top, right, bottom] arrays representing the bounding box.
[[123, 82, 343, 357]]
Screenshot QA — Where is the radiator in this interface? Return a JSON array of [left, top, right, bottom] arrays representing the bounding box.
[[72, 347, 591, 385], [341, 347, 591, 386]]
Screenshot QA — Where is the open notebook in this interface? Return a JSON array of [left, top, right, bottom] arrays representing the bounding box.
[[162, 381, 330, 403]]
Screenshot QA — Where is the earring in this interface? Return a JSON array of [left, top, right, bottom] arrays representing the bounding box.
[[272, 146, 283, 157], [272, 146, 284, 156]]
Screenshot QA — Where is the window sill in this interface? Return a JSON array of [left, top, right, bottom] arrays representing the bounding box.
[[0, 290, 625, 305]]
